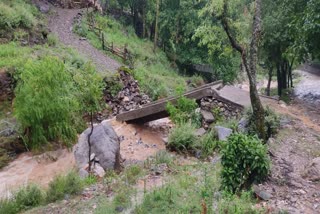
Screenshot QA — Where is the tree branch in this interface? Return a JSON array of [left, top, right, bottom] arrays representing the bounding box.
[[221, 0, 244, 54]]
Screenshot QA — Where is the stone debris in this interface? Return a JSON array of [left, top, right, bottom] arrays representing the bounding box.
[[200, 97, 242, 128], [104, 69, 152, 117]]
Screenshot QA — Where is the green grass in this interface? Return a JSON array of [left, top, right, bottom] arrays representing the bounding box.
[[75, 13, 200, 100]]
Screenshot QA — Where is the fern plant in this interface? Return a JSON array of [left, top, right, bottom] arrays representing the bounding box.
[[14, 57, 80, 149]]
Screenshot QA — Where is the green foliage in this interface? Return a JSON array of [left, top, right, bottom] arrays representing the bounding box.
[[218, 191, 264, 214], [0, 184, 43, 214], [189, 75, 205, 87], [166, 96, 198, 125], [0, 43, 32, 69], [197, 131, 219, 158], [47, 34, 58, 47], [77, 13, 190, 99], [14, 184, 44, 211], [246, 107, 280, 139], [0, 148, 10, 169], [0, 0, 38, 33], [46, 171, 83, 203], [0, 198, 18, 214], [124, 165, 143, 185], [168, 123, 197, 153], [104, 74, 124, 97], [221, 133, 270, 193], [154, 150, 174, 166], [14, 57, 80, 148]]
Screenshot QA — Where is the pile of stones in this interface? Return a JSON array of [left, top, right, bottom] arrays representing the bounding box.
[[104, 68, 151, 117]]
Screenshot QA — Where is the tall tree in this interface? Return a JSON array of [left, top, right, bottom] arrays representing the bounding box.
[[220, 0, 266, 140], [154, 0, 159, 52]]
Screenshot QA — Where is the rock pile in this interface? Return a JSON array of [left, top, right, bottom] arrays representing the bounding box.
[[200, 96, 242, 128], [104, 68, 151, 116]]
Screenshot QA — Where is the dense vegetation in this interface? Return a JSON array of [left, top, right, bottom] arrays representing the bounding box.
[[103, 0, 320, 92]]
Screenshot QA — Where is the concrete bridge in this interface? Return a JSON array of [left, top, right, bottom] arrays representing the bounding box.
[[116, 81, 254, 124]]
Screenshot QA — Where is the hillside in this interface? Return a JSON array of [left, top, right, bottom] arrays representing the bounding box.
[[0, 1, 320, 214]]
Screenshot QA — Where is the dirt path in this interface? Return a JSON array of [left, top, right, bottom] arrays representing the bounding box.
[[48, 7, 121, 73]]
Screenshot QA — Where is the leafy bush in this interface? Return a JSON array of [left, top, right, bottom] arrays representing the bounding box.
[[14, 57, 80, 148], [246, 107, 280, 139], [166, 96, 198, 125], [221, 133, 270, 193], [14, 184, 44, 211], [168, 123, 197, 153], [46, 171, 83, 203]]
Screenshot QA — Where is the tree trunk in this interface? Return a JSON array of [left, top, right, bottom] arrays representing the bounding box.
[[88, 112, 94, 172], [154, 0, 160, 52], [276, 62, 282, 96], [266, 66, 273, 96], [221, 0, 266, 140]]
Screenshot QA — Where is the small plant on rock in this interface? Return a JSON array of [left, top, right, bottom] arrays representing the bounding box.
[[221, 133, 270, 193]]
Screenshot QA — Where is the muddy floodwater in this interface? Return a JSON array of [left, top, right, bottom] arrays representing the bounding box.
[[0, 118, 169, 198]]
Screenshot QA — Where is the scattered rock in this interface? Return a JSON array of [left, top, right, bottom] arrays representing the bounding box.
[[214, 126, 232, 141], [194, 128, 206, 137], [238, 117, 248, 133], [39, 5, 50, 14], [253, 185, 272, 201], [74, 120, 121, 176], [303, 157, 320, 182], [201, 110, 215, 123], [92, 163, 105, 178], [104, 69, 151, 117]]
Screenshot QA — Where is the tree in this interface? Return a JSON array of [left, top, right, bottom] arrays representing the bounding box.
[[153, 0, 159, 52], [204, 0, 266, 140]]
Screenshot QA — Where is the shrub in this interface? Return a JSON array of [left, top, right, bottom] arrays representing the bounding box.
[[166, 96, 198, 126], [246, 107, 280, 139], [221, 133, 270, 193], [197, 131, 218, 158], [14, 184, 44, 211], [0, 199, 17, 214], [124, 165, 143, 185], [0, 0, 37, 32], [47, 34, 58, 46], [154, 150, 174, 166], [168, 123, 197, 153], [14, 57, 80, 148], [46, 171, 83, 203]]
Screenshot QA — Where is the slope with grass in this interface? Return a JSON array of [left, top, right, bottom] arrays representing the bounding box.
[[75, 13, 203, 100]]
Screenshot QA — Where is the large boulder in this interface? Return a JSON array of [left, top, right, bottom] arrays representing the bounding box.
[[74, 120, 121, 176]]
